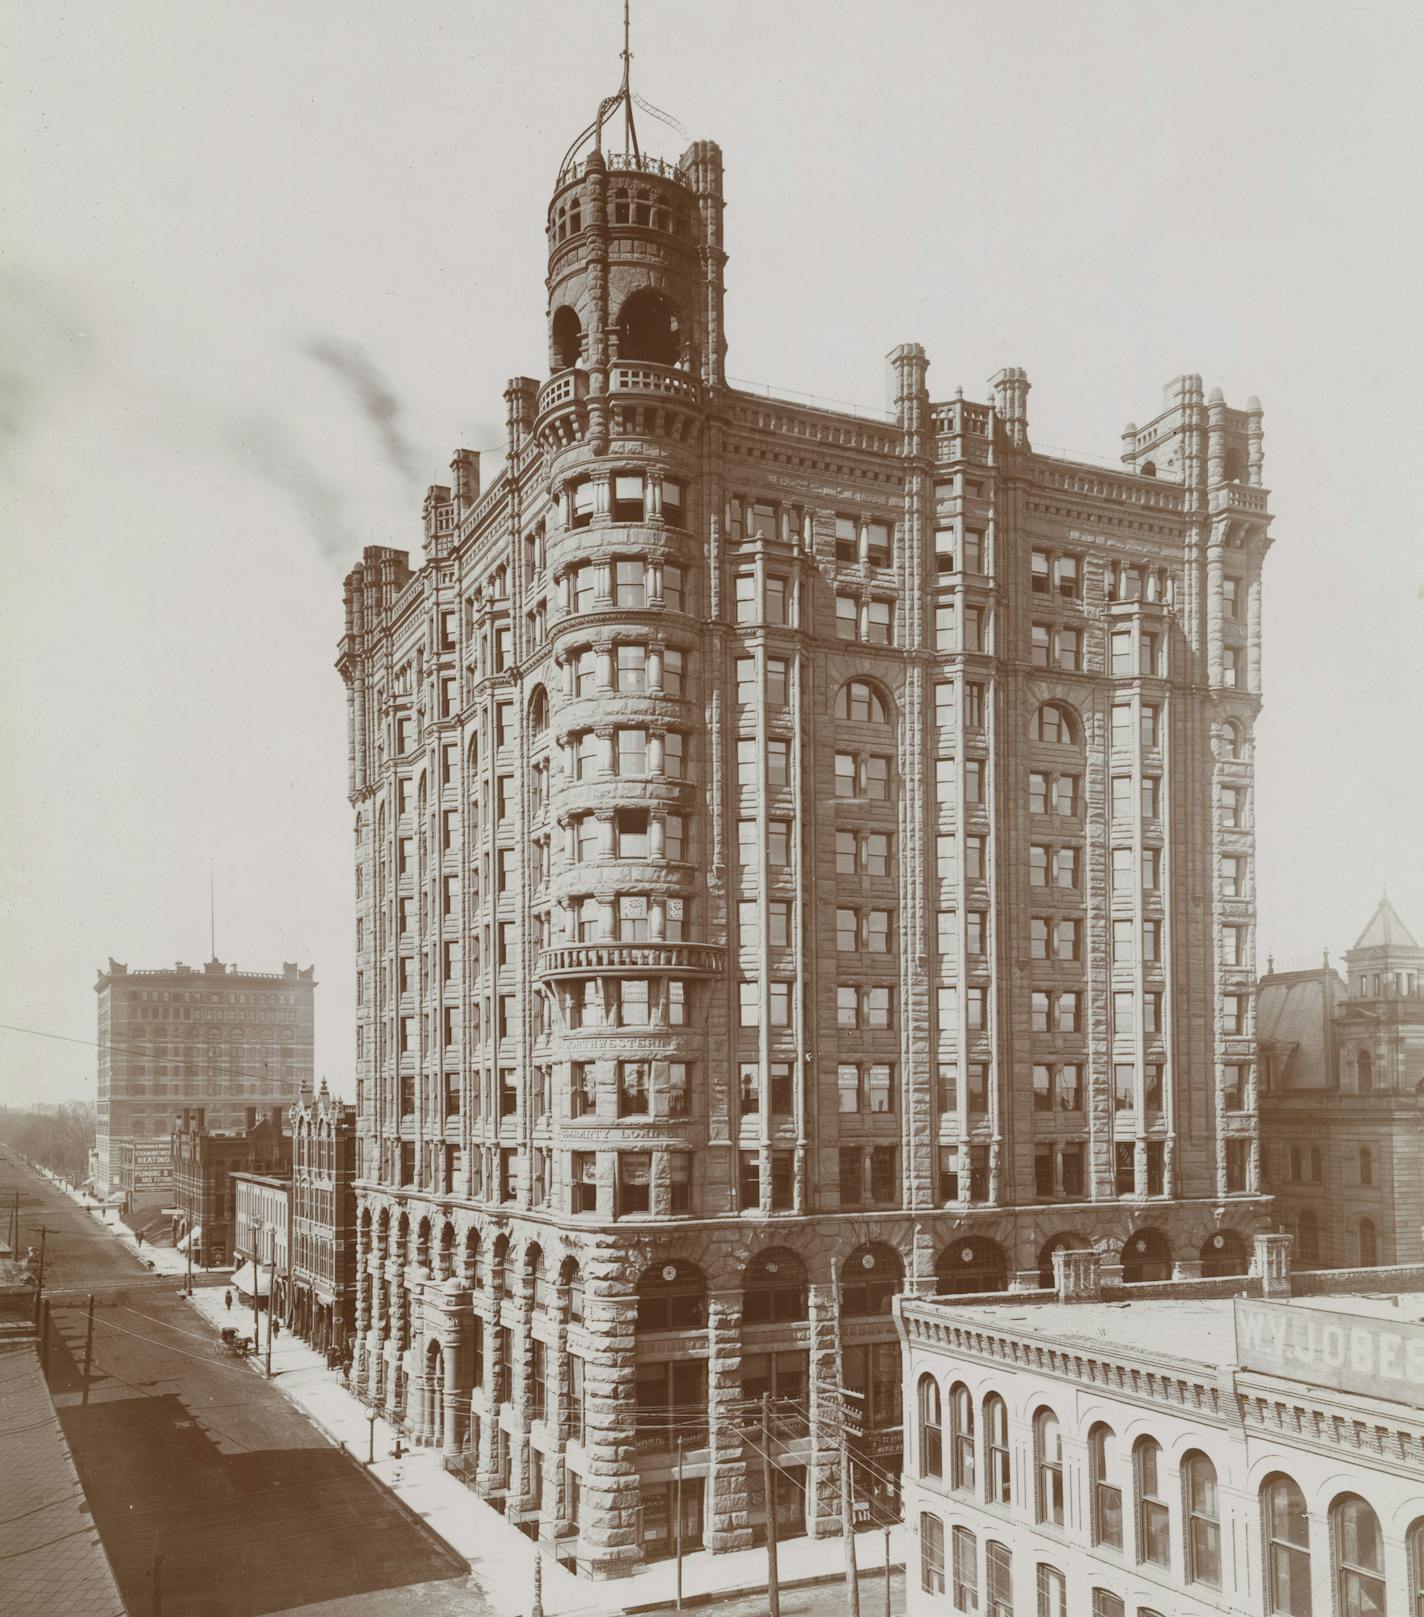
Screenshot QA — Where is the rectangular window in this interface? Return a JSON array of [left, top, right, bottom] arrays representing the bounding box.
[[616, 644, 647, 692], [1029, 772, 1049, 815], [935, 602, 957, 651], [835, 752, 857, 798], [1053, 918, 1081, 961], [614, 558, 645, 608], [869, 1145, 896, 1204], [1056, 627, 1081, 671], [614, 728, 647, 777], [835, 515, 859, 563], [836, 594, 858, 640], [1031, 623, 1051, 668], [839, 1147, 862, 1207], [866, 598, 893, 645], [619, 1151, 652, 1215]]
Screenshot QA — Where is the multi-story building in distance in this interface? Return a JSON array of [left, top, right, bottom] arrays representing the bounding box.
[[336, 61, 1274, 1579], [899, 1243, 1424, 1617], [94, 957, 314, 1194], [1260, 895, 1424, 1268]]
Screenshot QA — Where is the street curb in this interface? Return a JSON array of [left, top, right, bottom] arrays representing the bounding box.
[[620, 1562, 906, 1614]]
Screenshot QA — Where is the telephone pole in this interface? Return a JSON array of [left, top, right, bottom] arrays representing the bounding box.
[[674, 1435, 685, 1612], [81, 1294, 96, 1407], [265, 1245, 274, 1377], [761, 1392, 780, 1617]]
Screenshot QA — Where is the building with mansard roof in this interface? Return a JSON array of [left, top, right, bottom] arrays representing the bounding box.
[[1260, 896, 1424, 1269], [335, 49, 1274, 1580]]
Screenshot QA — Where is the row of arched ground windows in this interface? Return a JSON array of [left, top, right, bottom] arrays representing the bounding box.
[[916, 1383, 1424, 1613]]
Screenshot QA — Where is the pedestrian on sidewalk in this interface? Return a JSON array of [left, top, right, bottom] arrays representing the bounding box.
[[224, 1289, 232, 1311]]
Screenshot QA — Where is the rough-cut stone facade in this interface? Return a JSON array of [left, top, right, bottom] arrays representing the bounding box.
[[1260, 898, 1424, 1269], [335, 97, 1273, 1579]]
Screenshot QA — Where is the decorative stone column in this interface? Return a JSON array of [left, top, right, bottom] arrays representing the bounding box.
[[706, 1291, 751, 1552], [807, 1283, 842, 1539], [578, 1277, 642, 1578], [437, 1276, 468, 1458], [510, 1264, 537, 1514]]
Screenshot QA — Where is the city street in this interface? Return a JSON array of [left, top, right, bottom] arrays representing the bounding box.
[[2, 1155, 474, 1617]]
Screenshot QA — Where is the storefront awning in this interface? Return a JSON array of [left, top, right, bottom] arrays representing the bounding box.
[[231, 1261, 270, 1297], [176, 1225, 203, 1253]]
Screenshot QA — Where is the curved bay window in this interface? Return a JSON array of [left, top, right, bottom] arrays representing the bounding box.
[[743, 1247, 807, 1324], [1089, 1424, 1123, 1549], [840, 1243, 902, 1317], [984, 1392, 1010, 1504], [1261, 1473, 1311, 1617], [1034, 1408, 1063, 1527], [917, 1374, 943, 1479], [1183, 1451, 1221, 1588], [636, 1259, 706, 1332], [1332, 1494, 1385, 1616], [1135, 1436, 1170, 1567], [950, 1382, 976, 1492]]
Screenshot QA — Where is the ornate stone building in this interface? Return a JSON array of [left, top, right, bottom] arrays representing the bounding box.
[[289, 1080, 358, 1356], [1260, 896, 1424, 1268], [336, 68, 1273, 1580]]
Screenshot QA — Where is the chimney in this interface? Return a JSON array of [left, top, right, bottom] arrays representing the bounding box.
[[245, 1106, 257, 1132], [195, 1106, 206, 1132], [1053, 1248, 1103, 1303]]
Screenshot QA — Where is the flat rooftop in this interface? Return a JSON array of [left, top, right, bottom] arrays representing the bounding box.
[[910, 1290, 1424, 1371]]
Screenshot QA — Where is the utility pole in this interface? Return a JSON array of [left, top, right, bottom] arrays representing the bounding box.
[[251, 1230, 261, 1351], [185, 1224, 193, 1296], [674, 1435, 685, 1612], [882, 1523, 891, 1617], [761, 1392, 780, 1617], [82, 1294, 96, 1407], [840, 1426, 861, 1617], [265, 1243, 274, 1378], [367, 1409, 377, 1465], [36, 1224, 51, 1289]]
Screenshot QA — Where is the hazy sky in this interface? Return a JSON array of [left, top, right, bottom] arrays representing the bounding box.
[[3, 1, 1421, 1107]]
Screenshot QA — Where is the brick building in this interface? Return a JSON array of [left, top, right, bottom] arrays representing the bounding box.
[[289, 1081, 358, 1356], [899, 1245, 1424, 1617], [336, 66, 1273, 1580], [170, 1107, 290, 1270], [1260, 896, 1424, 1269], [94, 957, 314, 1194]]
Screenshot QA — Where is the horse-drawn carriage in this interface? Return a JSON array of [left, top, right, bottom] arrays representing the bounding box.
[[216, 1324, 254, 1359]]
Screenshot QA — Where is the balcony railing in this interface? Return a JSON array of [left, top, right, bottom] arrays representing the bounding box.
[[1210, 483, 1269, 515], [536, 941, 724, 979], [608, 363, 700, 404]]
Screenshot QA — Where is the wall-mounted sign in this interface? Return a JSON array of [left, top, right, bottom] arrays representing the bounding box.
[[1235, 1298, 1424, 1407]]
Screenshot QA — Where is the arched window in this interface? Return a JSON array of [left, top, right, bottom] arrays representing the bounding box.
[[1359, 1146, 1374, 1186], [1122, 1227, 1172, 1283], [936, 1237, 1008, 1296], [984, 1393, 1010, 1504], [1183, 1452, 1221, 1587], [559, 1256, 584, 1323], [1036, 1566, 1067, 1617], [528, 687, 548, 737], [1141, 459, 1157, 478], [1296, 1209, 1321, 1267], [1223, 719, 1247, 760], [743, 1247, 808, 1323], [617, 288, 683, 367], [551, 305, 582, 370], [950, 1382, 975, 1491], [1029, 701, 1080, 746], [986, 1541, 1013, 1617], [636, 1259, 706, 1332], [1224, 447, 1244, 482], [1089, 1424, 1123, 1549], [1357, 1048, 1374, 1093], [1200, 1230, 1250, 1278], [1407, 1517, 1424, 1617], [1332, 1495, 1385, 1615], [1034, 1408, 1063, 1526], [1261, 1474, 1311, 1617], [951, 1525, 978, 1611], [1135, 1436, 1170, 1567], [1358, 1217, 1379, 1267], [839, 1243, 901, 1317], [835, 679, 890, 724], [920, 1512, 945, 1594], [917, 1374, 943, 1479]]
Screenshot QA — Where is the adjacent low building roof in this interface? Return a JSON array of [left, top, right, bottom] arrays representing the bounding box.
[[0, 1343, 125, 1617]]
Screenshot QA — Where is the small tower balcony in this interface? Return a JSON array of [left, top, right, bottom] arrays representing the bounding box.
[[535, 940, 724, 981]]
